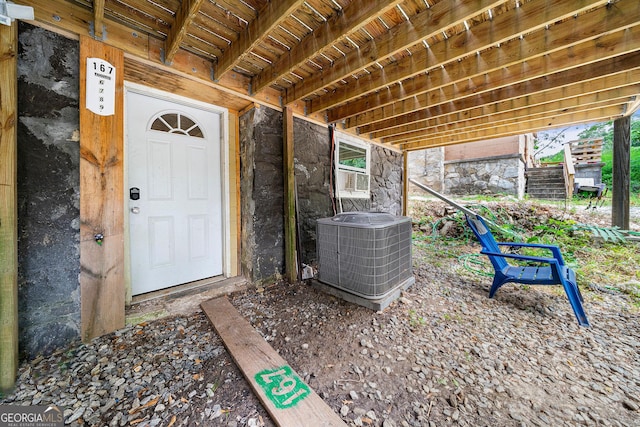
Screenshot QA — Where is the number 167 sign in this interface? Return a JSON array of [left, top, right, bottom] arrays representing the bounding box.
[[255, 365, 310, 410], [86, 57, 116, 116]]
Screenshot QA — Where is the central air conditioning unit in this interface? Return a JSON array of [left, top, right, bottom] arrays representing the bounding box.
[[316, 212, 414, 306]]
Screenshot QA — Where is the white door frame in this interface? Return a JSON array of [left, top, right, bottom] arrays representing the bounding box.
[[123, 81, 231, 303]]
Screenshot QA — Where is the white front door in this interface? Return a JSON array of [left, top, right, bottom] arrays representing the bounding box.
[[126, 91, 223, 296]]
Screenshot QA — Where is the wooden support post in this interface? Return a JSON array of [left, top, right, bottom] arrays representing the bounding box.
[[612, 116, 630, 229], [0, 22, 18, 393], [79, 36, 125, 341], [403, 151, 408, 216], [283, 106, 298, 283]]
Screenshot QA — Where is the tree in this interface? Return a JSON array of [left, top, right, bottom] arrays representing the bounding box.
[[577, 113, 640, 147]]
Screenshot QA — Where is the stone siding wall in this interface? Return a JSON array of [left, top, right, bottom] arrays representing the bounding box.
[[17, 23, 81, 358], [443, 155, 525, 198], [240, 107, 286, 283], [240, 107, 404, 280], [369, 145, 403, 215], [293, 118, 334, 264], [408, 147, 444, 193]]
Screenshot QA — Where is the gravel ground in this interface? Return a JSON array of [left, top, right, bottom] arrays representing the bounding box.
[[2, 201, 640, 427]]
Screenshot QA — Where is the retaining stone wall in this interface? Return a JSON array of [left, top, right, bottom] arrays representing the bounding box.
[[444, 155, 525, 198]]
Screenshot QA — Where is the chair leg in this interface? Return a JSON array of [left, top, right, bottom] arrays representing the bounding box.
[[576, 283, 584, 303], [489, 274, 508, 298], [560, 280, 590, 327]]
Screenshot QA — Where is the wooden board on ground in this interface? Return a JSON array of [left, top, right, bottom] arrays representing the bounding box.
[[201, 297, 346, 427]]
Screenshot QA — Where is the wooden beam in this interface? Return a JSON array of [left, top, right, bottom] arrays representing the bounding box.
[[12, 0, 286, 112], [202, 297, 346, 426], [319, 0, 616, 117], [214, 0, 305, 81], [324, 2, 640, 121], [360, 69, 640, 135], [336, 3, 640, 125], [284, 0, 503, 104], [283, 106, 297, 283], [79, 36, 125, 341], [346, 28, 640, 130], [612, 116, 631, 229], [251, 0, 404, 93], [0, 22, 18, 394], [164, 0, 206, 64], [625, 96, 640, 116], [380, 92, 636, 142], [400, 106, 623, 150], [402, 151, 408, 217], [388, 100, 627, 144], [93, 0, 105, 40]]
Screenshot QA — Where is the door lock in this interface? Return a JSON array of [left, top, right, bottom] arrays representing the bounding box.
[[130, 187, 140, 200]]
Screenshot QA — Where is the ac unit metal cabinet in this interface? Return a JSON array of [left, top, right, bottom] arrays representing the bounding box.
[[316, 212, 413, 299]]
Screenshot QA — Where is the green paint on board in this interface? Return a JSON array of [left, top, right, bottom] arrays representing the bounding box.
[[254, 365, 310, 409]]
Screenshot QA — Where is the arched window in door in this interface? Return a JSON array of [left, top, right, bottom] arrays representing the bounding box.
[[150, 112, 204, 138]]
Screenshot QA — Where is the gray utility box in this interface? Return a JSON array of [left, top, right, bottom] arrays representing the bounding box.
[[316, 212, 413, 299]]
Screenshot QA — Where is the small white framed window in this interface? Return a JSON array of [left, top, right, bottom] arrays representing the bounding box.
[[335, 133, 370, 199]]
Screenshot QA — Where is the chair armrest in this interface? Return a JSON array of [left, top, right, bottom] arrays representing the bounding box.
[[495, 242, 565, 265], [480, 250, 560, 266]]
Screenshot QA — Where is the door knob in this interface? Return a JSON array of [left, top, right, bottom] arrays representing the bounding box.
[[131, 207, 140, 214]]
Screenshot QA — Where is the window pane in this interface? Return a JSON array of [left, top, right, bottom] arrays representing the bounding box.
[[339, 142, 367, 169], [151, 118, 170, 132], [162, 113, 179, 129], [180, 115, 195, 130]]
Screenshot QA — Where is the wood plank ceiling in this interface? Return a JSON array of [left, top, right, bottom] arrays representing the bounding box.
[[19, 0, 640, 150]]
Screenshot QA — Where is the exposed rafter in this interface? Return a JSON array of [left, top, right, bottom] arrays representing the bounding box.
[[284, 0, 504, 104], [373, 49, 640, 146], [251, 0, 404, 94], [401, 106, 624, 151], [370, 83, 640, 139], [14, 0, 640, 150], [214, 0, 306, 81], [93, 0, 105, 40], [324, 0, 620, 122], [165, 0, 206, 64], [345, 20, 640, 130]]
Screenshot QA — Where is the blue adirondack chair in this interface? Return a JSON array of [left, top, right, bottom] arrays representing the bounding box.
[[465, 214, 590, 327]]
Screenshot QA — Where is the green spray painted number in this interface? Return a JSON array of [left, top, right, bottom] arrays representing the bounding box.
[[255, 365, 310, 409]]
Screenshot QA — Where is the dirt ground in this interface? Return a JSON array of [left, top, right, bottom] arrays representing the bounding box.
[[3, 198, 640, 426]]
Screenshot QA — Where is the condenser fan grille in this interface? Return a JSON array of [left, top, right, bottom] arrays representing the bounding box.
[[317, 212, 412, 299]]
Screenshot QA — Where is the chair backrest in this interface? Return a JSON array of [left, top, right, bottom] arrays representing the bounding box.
[[465, 214, 508, 271]]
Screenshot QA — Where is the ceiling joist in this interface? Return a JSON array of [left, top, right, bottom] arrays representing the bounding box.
[[372, 84, 640, 140], [165, 0, 206, 64], [325, 0, 624, 122], [214, 0, 306, 81], [251, 0, 405, 94], [15, 0, 640, 150], [346, 22, 640, 131], [284, 0, 504, 104], [92, 0, 105, 39], [377, 50, 640, 147]]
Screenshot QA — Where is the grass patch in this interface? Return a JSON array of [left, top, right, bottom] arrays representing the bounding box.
[[410, 199, 640, 307]]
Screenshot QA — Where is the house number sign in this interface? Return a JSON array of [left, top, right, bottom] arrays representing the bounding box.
[[254, 365, 310, 409], [86, 57, 116, 116]]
